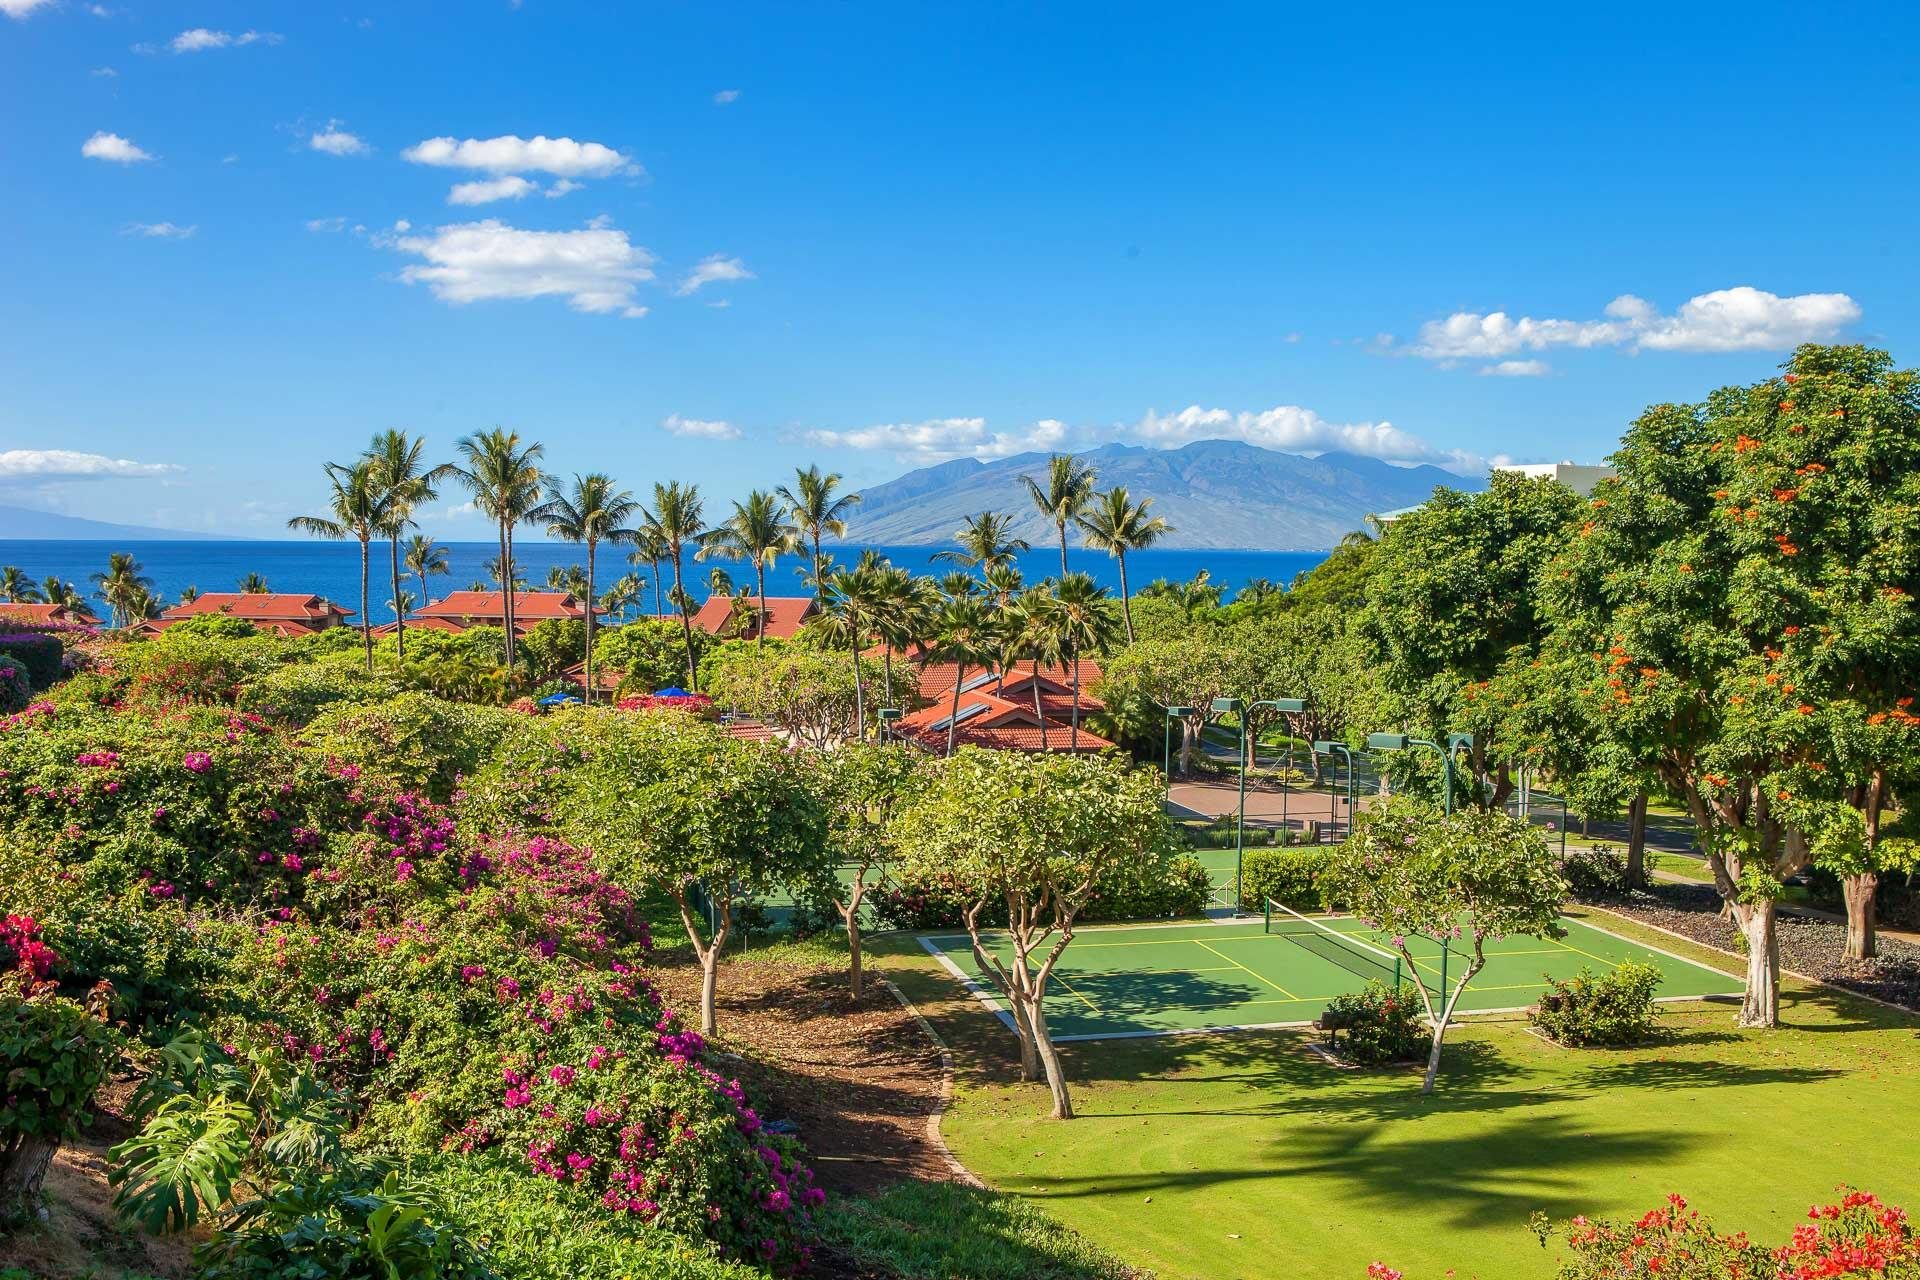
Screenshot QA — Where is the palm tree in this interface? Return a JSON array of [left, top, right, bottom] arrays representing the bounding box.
[[42, 577, 83, 611], [545, 564, 591, 596], [536, 473, 640, 704], [237, 571, 270, 594], [1236, 576, 1281, 606], [776, 465, 860, 608], [924, 596, 994, 757], [980, 563, 1025, 693], [931, 511, 1030, 576], [452, 429, 547, 671], [288, 460, 387, 670], [404, 533, 450, 610], [819, 562, 888, 741], [1022, 453, 1097, 579], [388, 588, 415, 620], [1076, 486, 1171, 644], [642, 481, 708, 689], [599, 573, 642, 622], [698, 490, 798, 649], [629, 527, 669, 617], [89, 551, 155, 629], [869, 563, 931, 708], [484, 556, 530, 593], [176, 585, 199, 605], [1008, 589, 1067, 751], [1048, 572, 1114, 750], [0, 567, 42, 603], [368, 430, 453, 663]]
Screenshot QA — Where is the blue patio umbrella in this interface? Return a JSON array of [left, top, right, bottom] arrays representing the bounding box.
[[653, 686, 692, 698], [538, 691, 582, 707]]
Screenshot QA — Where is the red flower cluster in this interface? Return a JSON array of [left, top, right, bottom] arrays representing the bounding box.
[[1, 913, 59, 981]]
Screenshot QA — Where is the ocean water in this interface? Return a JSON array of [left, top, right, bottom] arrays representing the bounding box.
[[0, 540, 1330, 624]]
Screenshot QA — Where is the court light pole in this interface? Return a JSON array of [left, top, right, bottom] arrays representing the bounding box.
[[1162, 705, 1192, 813], [1214, 696, 1306, 912], [1312, 739, 1356, 839], [877, 706, 901, 744], [1365, 732, 1468, 816]]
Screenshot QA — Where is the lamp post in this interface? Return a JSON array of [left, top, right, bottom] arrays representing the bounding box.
[[1162, 706, 1192, 814], [1312, 739, 1356, 840], [877, 706, 901, 744], [1214, 696, 1306, 912], [1365, 731, 1468, 816]]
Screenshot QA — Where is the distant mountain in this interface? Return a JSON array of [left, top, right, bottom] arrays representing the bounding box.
[[0, 504, 233, 541], [838, 441, 1483, 550]]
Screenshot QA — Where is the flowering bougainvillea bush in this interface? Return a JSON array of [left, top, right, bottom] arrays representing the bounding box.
[[0, 655, 30, 714]]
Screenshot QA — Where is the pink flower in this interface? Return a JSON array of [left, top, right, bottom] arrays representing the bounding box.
[[548, 1065, 575, 1086], [182, 751, 213, 774]]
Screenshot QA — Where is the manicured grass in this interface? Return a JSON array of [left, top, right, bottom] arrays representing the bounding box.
[[817, 1182, 1137, 1280], [878, 910, 1920, 1280]]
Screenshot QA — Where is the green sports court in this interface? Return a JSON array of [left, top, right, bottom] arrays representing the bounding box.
[[917, 907, 1741, 1041]]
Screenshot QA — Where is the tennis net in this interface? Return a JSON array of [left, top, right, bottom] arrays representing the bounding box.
[[1264, 899, 1403, 989]]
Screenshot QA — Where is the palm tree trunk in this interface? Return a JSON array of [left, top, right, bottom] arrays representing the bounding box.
[[1033, 671, 1049, 752], [584, 539, 597, 705], [1071, 649, 1081, 750], [417, 569, 429, 617], [946, 663, 965, 757], [673, 546, 697, 690], [1117, 551, 1135, 644], [755, 561, 767, 650], [358, 537, 372, 672], [495, 521, 511, 668], [503, 523, 517, 671], [650, 559, 663, 616], [1057, 521, 1069, 580], [850, 624, 866, 744], [811, 532, 824, 605], [390, 535, 405, 663]]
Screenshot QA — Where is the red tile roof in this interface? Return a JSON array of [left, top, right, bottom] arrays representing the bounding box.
[[410, 591, 590, 627], [0, 602, 101, 626], [893, 686, 1113, 754], [152, 593, 352, 626], [690, 595, 816, 641]]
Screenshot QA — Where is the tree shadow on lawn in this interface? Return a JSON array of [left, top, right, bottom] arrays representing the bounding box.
[[1020, 1108, 1699, 1233]]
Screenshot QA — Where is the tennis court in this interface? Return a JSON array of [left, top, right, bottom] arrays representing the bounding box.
[[917, 905, 1741, 1042]]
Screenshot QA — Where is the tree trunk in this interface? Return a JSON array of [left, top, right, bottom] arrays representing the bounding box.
[[755, 562, 767, 650], [1179, 717, 1199, 774], [1057, 523, 1069, 580], [841, 885, 865, 1000], [1117, 551, 1134, 644], [390, 534, 405, 663], [850, 625, 867, 744], [1843, 873, 1879, 961], [1070, 650, 1081, 750], [1033, 673, 1049, 752], [1735, 900, 1781, 1028], [1625, 791, 1649, 889], [583, 541, 597, 704], [651, 560, 663, 617], [0, 1132, 58, 1226], [673, 546, 698, 691], [700, 949, 721, 1037], [945, 663, 964, 756], [358, 537, 372, 672], [1030, 998, 1073, 1119], [504, 525, 518, 671]]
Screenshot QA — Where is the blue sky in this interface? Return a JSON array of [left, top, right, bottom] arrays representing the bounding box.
[[2, 1, 1915, 537]]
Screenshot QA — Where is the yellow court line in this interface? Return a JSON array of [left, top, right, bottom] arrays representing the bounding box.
[[1051, 975, 1103, 1013], [1194, 939, 1298, 999], [1070, 965, 1245, 978]]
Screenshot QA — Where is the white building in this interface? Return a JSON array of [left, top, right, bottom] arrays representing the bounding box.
[[1495, 461, 1618, 497]]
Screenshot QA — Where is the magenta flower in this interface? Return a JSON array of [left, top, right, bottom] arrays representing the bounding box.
[[182, 751, 213, 774]]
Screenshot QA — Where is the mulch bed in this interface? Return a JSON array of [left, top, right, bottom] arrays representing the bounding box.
[[646, 954, 951, 1196], [1593, 883, 1920, 1012]]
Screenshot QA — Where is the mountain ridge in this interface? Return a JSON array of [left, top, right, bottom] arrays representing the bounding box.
[[836, 440, 1483, 550], [0, 504, 235, 541]]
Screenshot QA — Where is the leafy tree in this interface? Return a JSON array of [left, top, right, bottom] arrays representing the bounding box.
[[536, 473, 640, 703], [1077, 486, 1172, 644], [704, 643, 880, 747], [595, 618, 703, 696], [1360, 471, 1581, 807], [1098, 631, 1237, 772], [451, 428, 547, 671], [1021, 453, 1097, 579], [548, 711, 827, 1035], [1284, 529, 1377, 613], [1542, 346, 1920, 1017], [892, 749, 1177, 1117], [809, 744, 925, 998], [515, 618, 588, 685], [1222, 610, 1371, 777], [1320, 800, 1566, 1093]]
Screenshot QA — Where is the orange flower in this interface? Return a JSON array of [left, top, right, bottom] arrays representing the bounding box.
[[1831, 408, 1846, 417], [1868, 712, 1889, 725], [1591, 498, 1609, 508], [1783, 625, 1801, 636], [1774, 488, 1798, 502], [1735, 435, 1761, 453], [1899, 696, 1915, 708], [1580, 521, 1595, 537], [1784, 373, 1800, 383], [1678, 563, 1693, 573], [1795, 462, 1827, 475], [1713, 489, 1730, 500], [1778, 401, 1795, 411], [1796, 705, 1815, 715], [1730, 695, 1745, 706]]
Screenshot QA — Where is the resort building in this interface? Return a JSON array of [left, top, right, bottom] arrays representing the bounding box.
[[889, 656, 1113, 754], [139, 592, 354, 637], [689, 594, 818, 642], [1368, 459, 1619, 531], [1, 601, 102, 627], [406, 590, 592, 634]]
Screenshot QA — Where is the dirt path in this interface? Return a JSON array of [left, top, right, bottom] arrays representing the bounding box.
[[647, 952, 953, 1196]]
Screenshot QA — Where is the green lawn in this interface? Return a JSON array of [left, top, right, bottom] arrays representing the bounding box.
[[878, 908, 1920, 1280]]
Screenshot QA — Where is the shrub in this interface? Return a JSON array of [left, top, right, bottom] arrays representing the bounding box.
[[304, 692, 516, 802], [165, 615, 260, 640], [0, 632, 63, 689], [1529, 961, 1661, 1047], [1318, 982, 1426, 1065], [194, 1168, 496, 1280], [1241, 846, 1331, 911], [818, 1181, 1137, 1280], [237, 660, 397, 726], [1561, 843, 1629, 899], [873, 851, 1208, 930], [0, 657, 29, 714]]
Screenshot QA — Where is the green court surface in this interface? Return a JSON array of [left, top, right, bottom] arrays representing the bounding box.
[[917, 910, 1740, 1041]]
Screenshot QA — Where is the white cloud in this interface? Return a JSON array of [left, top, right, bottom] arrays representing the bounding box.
[[713, 89, 740, 104], [0, 449, 181, 480], [310, 124, 368, 156], [1479, 359, 1550, 377], [660, 414, 742, 441], [1411, 286, 1860, 362], [676, 254, 752, 296], [91, 66, 118, 77], [379, 218, 655, 317], [447, 175, 536, 205], [81, 131, 153, 163], [1132, 404, 1481, 470], [545, 178, 583, 198], [401, 134, 637, 179], [806, 417, 1070, 466], [0, 0, 56, 18], [122, 221, 196, 238], [305, 216, 347, 233], [167, 27, 279, 52]]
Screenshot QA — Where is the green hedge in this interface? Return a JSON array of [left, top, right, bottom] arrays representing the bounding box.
[[1239, 846, 1332, 911], [0, 633, 63, 689]]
